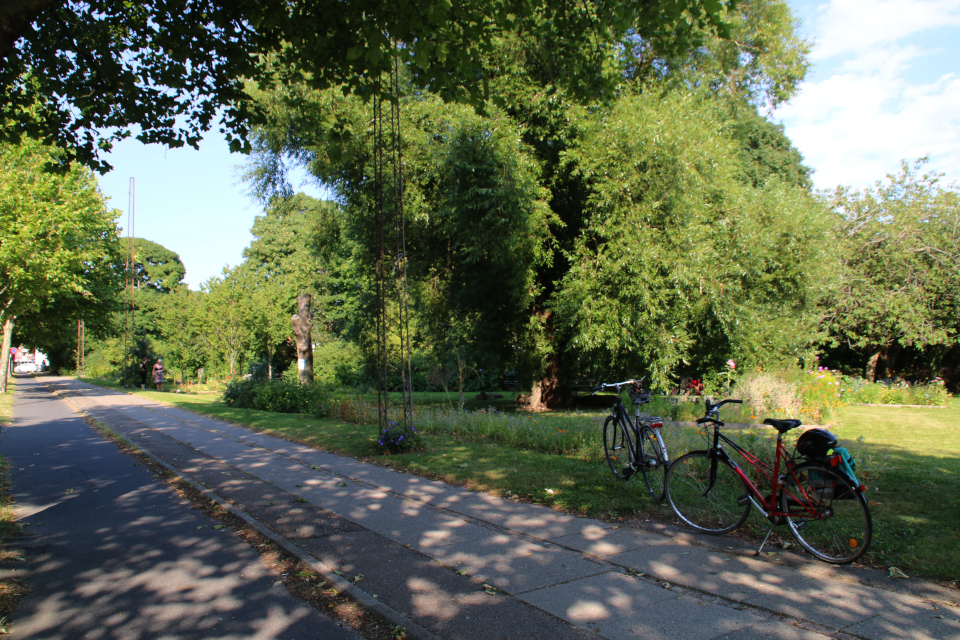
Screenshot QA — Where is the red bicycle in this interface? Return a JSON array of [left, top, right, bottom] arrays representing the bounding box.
[[664, 398, 872, 564]]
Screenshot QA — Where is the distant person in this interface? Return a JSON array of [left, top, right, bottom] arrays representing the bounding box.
[[152, 358, 165, 392], [138, 357, 149, 390]]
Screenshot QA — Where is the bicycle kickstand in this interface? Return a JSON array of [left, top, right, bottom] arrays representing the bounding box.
[[755, 525, 776, 556]]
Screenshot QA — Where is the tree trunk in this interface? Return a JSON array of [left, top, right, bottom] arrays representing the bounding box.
[[0, 316, 14, 394], [291, 293, 313, 384], [521, 310, 569, 411], [881, 343, 901, 380], [865, 349, 882, 382]]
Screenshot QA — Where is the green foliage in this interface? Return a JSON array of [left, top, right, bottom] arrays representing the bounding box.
[[2, 0, 731, 171], [0, 135, 124, 386], [653, 0, 811, 108], [132, 238, 186, 293], [840, 377, 949, 406], [222, 378, 349, 418], [823, 160, 960, 379], [554, 90, 832, 390]]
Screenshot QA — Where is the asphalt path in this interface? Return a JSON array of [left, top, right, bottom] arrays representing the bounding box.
[[0, 375, 364, 640]]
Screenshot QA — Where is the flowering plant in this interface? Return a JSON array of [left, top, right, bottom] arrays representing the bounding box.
[[377, 421, 421, 453]]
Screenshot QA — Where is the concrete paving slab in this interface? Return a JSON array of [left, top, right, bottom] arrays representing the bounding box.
[[520, 571, 765, 640], [604, 542, 828, 602], [429, 534, 608, 594], [297, 531, 597, 640], [552, 525, 678, 557], [845, 598, 960, 640], [741, 573, 915, 629], [449, 493, 615, 541], [709, 618, 835, 639]]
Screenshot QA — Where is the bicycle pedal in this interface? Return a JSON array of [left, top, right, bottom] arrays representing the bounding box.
[[737, 494, 751, 506]]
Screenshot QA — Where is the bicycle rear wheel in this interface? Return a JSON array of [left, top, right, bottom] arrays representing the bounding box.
[[639, 426, 667, 500], [780, 463, 872, 564], [665, 451, 751, 534], [603, 415, 635, 480]]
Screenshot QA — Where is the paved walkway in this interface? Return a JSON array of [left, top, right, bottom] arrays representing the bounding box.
[[0, 375, 365, 640], [7, 377, 960, 640]]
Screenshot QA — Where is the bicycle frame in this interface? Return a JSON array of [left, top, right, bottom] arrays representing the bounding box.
[[604, 382, 663, 459], [703, 426, 820, 522]]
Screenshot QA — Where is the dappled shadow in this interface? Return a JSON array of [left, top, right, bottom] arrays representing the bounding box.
[[0, 376, 354, 640]]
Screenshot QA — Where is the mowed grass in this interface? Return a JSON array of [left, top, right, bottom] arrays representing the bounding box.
[[86, 378, 960, 584], [829, 400, 960, 581]]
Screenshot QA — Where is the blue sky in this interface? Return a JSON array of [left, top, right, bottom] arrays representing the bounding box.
[[97, 0, 960, 290]]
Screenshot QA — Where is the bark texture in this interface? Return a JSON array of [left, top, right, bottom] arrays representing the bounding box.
[[290, 294, 313, 384]]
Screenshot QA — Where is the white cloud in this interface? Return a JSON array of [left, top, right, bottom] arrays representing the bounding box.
[[777, 0, 960, 190], [810, 0, 960, 60]]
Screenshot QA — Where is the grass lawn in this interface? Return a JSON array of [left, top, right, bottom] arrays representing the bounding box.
[[85, 378, 960, 585], [0, 379, 18, 541]]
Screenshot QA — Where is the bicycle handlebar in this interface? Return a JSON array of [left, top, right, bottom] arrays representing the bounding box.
[[590, 379, 639, 395], [697, 398, 743, 424]]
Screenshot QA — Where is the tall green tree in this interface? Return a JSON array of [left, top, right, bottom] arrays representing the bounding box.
[[132, 238, 186, 293], [823, 160, 960, 380], [244, 0, 819, 402], [196, 267, 258, 377], [553, 91, 831, 391], [0, 136, 123, 389]]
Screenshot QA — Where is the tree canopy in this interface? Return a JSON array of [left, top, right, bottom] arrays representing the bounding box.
[[1, 0, 733, 172], [0, 134, 123, 387], [823, 160, 960, 380]]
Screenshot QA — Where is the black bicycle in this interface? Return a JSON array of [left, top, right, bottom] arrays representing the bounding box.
[[594, 379, 669, 500]]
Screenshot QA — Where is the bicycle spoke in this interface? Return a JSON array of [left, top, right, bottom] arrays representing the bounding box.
[[782, 464, 872, 564], [665, 451, 750, 534], [603, 416, 634, 481], [639, 426, 666, 500]]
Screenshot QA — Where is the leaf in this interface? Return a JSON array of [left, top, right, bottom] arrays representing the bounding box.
[[889, 566, 909, 579]]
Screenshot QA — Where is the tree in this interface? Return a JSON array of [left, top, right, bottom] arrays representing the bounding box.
[[244, 1, 820, 403], [242, 193, 354, 378], [195, 268, 257, 377], [1, 0, 732, 172], [823, 160, 960, 380], [552, 90, 831, 392], [639, 0, 811, 109], [0, 136, 123, 390], [132, 238, 186, 293]]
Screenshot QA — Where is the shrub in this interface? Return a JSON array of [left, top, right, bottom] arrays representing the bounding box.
[[377, 421, 422, 452], [840, 376, 949, 406], [221, 378, 354, 418], [734, 372, 803, 420]]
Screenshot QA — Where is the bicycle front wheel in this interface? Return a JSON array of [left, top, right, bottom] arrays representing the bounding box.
[[639, 426, 667, 500], [603, 416, 635, 481], [665, 451, 751, 534], [781, 463, 872, 564]]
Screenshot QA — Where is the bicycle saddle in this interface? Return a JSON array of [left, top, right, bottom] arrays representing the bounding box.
[[763, 418, 802, 433]]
